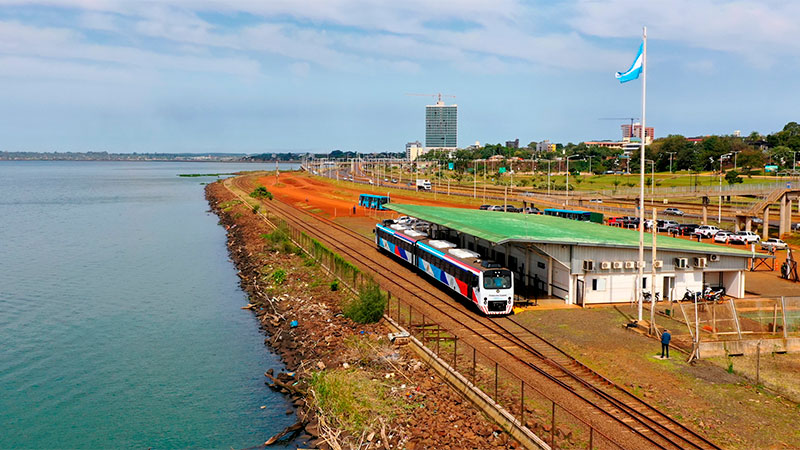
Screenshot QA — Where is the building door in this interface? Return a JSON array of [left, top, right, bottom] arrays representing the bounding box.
[[662, 276, 675, 302], [576, 279, 585, 306]]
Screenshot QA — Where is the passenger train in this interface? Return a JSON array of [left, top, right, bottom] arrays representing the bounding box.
[[375, 220, 514, 315]]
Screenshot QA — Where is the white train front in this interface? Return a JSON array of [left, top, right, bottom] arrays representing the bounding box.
[[375, 221, 514, 315]]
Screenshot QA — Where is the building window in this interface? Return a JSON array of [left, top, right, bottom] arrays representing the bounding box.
[[592, 278, 607, 291]]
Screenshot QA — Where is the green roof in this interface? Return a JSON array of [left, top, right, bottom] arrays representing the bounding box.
[[386, 203, 755, 257]]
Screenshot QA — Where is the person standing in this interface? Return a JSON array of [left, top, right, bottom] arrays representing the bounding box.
[[661, 329, 672, 359]]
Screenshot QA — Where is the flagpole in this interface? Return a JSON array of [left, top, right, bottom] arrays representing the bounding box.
[[637, 26, 647, 322]]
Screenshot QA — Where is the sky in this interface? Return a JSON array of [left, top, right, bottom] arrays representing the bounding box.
[[0, 0, 798, 154]]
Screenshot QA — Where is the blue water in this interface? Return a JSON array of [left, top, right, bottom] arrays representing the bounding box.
[[0, 161, 299, 449]]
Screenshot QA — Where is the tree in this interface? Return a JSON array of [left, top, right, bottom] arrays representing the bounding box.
[[737, 148, 764, 170], [769, 145, 794, 168], [725, 170, 743, 185]]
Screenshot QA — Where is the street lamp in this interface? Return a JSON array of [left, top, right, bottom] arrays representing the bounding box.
[[539, 159, 554, 196], [566, 155, 582, 204], [667, 152, 676, 174]]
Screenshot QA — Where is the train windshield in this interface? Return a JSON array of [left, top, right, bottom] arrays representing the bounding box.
[[483, 270, 512, 289]]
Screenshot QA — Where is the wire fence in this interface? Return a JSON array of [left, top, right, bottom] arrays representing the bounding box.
[[386, 295, 624, 449]]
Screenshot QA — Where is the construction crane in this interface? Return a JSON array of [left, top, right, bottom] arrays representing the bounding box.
[[599, 117, 640, 138], [405, 93, 456, 104]]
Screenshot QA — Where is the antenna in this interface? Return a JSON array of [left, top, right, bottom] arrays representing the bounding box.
[[405, 93, 456, 104], [599, 117, 640, 138]]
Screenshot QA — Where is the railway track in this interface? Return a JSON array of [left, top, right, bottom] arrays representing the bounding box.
[[225, 175, 721, 450]]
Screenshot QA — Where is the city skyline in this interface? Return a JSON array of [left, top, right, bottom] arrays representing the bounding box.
[[0, 1, 798, 153]]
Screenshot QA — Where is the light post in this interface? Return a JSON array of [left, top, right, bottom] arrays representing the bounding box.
[[539, 159, 553, 196], [566, 155, 581, 205], [667, 152, 676, 174], [644, 159, 655, 195], [732, 150, 741, 171], [473, 159, 477, 198]]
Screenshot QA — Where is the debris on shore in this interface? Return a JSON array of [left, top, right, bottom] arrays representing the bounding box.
[[206, 179, 520, 449]]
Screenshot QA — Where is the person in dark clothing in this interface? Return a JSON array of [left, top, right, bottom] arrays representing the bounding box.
[[661, 329, 672, 358], [352, 205, 356, 215]]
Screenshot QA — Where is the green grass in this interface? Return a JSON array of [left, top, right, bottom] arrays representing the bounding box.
[[308, 369, 399, 437], [343, 282, 386, 323], [219, 199, 242, 211]]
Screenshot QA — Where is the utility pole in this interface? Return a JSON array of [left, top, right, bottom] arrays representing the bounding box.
[[668, 152, 676, 174]]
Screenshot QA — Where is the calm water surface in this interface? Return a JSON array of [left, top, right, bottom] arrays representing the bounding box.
[[0, 161, 298, 449]]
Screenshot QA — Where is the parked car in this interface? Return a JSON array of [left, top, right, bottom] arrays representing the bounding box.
[[503, 205, 521, 213], [664, 207, 685, 216], [657, 220, 679, 232], [479, 204, 491, 210], [677, 223, 699, 236], [487, 205, 504, 211], [729, 230, 760, 244], [694, 225, 720, 238], [522, 207, 541, 214], [589, 198, 603, 203], [607, 217, 623, 227], [761, 238, 788, 251], [391, 178, 398, 183], [792, 223, 800, 231], [620, 216, 640, 228], [714, 231, 732, 243]]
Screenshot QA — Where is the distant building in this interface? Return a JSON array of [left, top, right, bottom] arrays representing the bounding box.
[[505, 138, 519, 149], [406, 141, 424, 161], [466, 140, 481, 150], [584, 141, 624, 150], [536, 140, 556, 152], [425, 100, 457, 151], [621, 123, 654, 144]]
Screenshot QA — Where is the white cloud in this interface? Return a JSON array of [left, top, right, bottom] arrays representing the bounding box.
[[570, 0, 800, 64]]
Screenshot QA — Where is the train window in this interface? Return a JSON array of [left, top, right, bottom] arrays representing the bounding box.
[[483, 270, 512, 289]]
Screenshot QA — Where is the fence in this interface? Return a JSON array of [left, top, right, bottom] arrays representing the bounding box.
[[259, 207, 625, 449], [671, 297, 800, 345], [384, 295, 624, 449]]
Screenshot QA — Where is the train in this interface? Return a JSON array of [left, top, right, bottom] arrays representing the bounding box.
[[374, 220, 514, 315], [543, 208, 603, 223]]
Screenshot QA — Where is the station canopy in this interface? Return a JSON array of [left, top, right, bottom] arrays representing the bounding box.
[[386, 203, 754, 257]]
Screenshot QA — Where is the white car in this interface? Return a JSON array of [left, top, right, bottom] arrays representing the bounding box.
[[730, 231, 760, 244], [694, 225, 720, 238], [714, 231, 732, 243], [664, 207, 685, 216], [761, 238, 788, 251]]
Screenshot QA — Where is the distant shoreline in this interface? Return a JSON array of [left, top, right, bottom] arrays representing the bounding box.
[[0, 158, 303, 163]]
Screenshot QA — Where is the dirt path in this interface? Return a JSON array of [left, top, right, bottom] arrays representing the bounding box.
[[513, 307, 800, 449]]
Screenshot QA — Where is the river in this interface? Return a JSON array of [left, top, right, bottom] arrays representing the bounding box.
[[0, 161, 299, 449]]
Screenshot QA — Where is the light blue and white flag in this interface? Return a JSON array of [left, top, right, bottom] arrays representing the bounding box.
[[615, 42, 643, 83]]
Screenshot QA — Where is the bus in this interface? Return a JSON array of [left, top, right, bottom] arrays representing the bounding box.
[[543, 208, 603, 224], [359, 194, 390, 210], [374, 222, 514, 315]]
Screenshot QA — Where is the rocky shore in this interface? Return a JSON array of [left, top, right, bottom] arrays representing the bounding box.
[[206, 180, 521, 449]]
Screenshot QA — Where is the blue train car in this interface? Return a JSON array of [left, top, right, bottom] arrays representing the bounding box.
[[543, 208, 603, 223], [359, 194, 390, 210]]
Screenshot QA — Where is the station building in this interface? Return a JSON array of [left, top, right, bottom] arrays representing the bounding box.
[[386, 204, 755, 305]]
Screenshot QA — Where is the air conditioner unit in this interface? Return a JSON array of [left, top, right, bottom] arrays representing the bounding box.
[[694, 257, 708, 268], [709, 254, 720, 262], [635, 261, 645, 269], [583, 260, 595, 271], [653, 260, 663, 269], [612, 261, 623, 269], [674, 257, 688, 269], [600, 261, 611, 270], [624, 261, 635, 269]]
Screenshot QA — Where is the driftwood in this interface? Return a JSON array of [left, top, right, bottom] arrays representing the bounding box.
[[264, 420, 304, 446], [265, 372, 307, 396]]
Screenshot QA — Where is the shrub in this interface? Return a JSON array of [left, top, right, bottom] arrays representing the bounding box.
[[330, 279, 340, 291], [249, 185, 273, 200], [308, 369, 397, 436], [272, 269, 286, 285], [252, 204, 261, 214], [343, 283, 386, 323]]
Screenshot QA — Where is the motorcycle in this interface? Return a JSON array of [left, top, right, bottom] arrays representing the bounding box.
[[642, 291, 661, 303]]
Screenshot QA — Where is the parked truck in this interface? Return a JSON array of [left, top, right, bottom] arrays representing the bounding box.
[[416, 179, 432, 191]]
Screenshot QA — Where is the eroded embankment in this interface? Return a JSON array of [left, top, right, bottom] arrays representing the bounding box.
[[205, 180, 522, 450]]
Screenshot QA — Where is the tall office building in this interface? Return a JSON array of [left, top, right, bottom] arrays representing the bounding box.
[[621, 123, 654, 144], [425, 100, 457, 150]]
